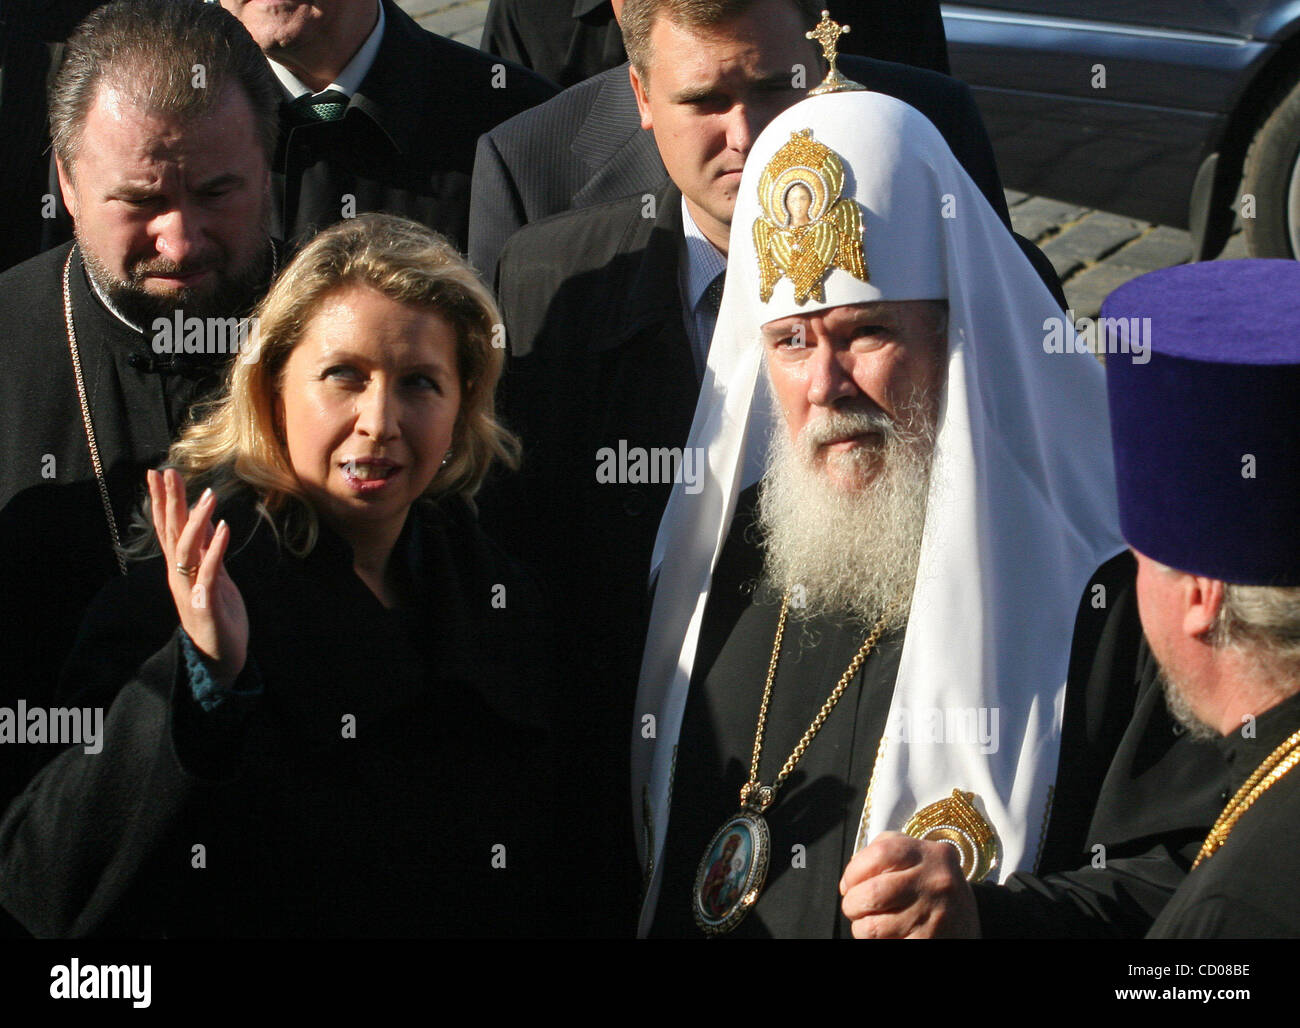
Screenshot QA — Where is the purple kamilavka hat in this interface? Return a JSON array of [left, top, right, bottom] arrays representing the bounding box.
[[1104, 258, 1300, 585]]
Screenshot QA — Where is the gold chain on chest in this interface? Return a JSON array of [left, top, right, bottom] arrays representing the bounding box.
[[1194, 727, 1300, 868], [62, 247, 127, 576], [740, 595, 888, 811]]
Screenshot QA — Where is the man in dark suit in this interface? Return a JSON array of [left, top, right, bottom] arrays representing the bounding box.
[[478, 0, 946, 91], [481, 0, 628, 88], [469, 1, 969, 278], [220, 0, 557, 250], [477, 0, 1049, 937]]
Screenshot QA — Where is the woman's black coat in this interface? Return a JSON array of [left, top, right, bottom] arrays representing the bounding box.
[[0, 493, 559, 937]]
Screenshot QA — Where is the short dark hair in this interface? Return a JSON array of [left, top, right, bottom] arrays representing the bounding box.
[[621, 0, 822, 80], [50, 0, 280, 177]]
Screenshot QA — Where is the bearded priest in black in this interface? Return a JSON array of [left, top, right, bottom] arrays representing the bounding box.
[[638, 79, 1224, 937], [0, 0, 282, 813]]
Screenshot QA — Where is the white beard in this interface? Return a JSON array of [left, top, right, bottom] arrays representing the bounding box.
[[756, 399, 936, 629]]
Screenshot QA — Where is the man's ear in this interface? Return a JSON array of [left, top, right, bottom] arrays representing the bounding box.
[[629, 63, 654, 132], [55, 155, 79, 222], [1184, 575, 1225, 639]]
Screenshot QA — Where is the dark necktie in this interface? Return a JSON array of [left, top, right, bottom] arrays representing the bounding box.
[[292, 89, 348, 123], [701, 271, 726, 319]]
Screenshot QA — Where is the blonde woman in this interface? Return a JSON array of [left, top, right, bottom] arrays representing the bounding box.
[[0, 215, 557, 937]]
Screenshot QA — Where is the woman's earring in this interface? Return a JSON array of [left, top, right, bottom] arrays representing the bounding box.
[[441, 449, 453, 467]]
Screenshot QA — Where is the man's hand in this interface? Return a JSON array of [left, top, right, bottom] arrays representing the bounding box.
[[839, 831, 981, 938]]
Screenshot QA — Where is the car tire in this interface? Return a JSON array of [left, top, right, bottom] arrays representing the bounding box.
[[1242, 74, 1300, 258]]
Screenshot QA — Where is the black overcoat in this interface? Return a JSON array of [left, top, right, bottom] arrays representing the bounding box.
[[479, 182, 698, 933], [0, 494, 560, 937], [272, 0, 557, 251]]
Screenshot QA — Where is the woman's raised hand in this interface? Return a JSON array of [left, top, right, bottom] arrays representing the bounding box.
[[147, 468, 249, 688]]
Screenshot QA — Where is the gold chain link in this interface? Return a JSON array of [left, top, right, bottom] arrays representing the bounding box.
[[742, 594, 889, 809], [1194, 727, 1300, 868], [63, 247, 127, 577]]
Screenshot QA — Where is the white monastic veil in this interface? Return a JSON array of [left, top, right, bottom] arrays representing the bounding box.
[[633, 91, 1125, 935]]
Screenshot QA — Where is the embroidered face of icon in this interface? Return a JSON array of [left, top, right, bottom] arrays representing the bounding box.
[[783, 182, 813, 227], [753, 129, 868, 304]]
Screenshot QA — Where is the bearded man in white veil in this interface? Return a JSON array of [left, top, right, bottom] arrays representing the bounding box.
[[635, 75, 1226, 938]]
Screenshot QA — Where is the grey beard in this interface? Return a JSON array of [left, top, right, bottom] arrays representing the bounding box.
[[1156, 667, 1219, 741], [756, 400, 936, 629]]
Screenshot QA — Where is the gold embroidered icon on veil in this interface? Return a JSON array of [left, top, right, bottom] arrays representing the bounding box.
[[753, 129, 868, 304]]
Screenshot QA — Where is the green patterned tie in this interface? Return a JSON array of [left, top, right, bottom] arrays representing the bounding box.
[[294, 90, 348, 123]]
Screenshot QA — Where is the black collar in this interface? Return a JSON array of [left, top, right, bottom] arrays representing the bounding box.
[[340, 0, 425, 154], [1215, 688, 1300, 792], [68, 243, 142, 345]]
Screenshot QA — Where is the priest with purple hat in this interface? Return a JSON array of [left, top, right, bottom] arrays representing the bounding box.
[[1104, 258, 1300, 938]]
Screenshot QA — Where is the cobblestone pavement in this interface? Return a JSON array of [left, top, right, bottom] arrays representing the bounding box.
[[405, 1, 1242, 318], [1007, 192, 1248, 319], [403, 0, 491, 45]]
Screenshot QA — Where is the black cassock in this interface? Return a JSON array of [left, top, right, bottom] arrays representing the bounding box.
[[651, 486, 1228, 938], [0, 241, 233, 807], [1147, 690, 1300, 938]]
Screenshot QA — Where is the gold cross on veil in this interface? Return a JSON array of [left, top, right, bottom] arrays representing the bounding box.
[[806, 10, 866, 96]]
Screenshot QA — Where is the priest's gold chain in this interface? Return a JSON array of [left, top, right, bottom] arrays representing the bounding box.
[[62, 247, 127, 577], [741, 594, 889, 811], [1193, 727, 1300, 868]]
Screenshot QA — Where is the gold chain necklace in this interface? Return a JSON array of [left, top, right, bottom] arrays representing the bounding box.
[[1193, 727, 1300, 868], [692, 593, 888, 935], [63, 247, 127, 576]]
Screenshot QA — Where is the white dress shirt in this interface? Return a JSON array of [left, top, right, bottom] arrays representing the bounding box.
[[268, 0, 385, 101]]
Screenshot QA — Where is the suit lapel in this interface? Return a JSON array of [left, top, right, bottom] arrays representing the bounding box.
[[571, 66, 668, 208], [348, 0, 419, 155], [592, 184, 697, 452]]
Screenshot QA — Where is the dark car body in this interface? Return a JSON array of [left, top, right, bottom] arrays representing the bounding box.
[[943, 2, 1300, 257]]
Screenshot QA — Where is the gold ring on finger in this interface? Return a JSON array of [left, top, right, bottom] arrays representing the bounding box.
[[176, 562, 199, 578]]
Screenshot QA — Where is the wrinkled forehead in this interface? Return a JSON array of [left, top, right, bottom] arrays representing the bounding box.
[[759, 300, 948, 338], [77, 79, 265, 173]]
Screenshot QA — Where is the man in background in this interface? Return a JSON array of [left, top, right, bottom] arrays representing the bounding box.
[[468, 0, 986, 280], [478, 0, 947, 89], [219, 0, 555, 249]]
